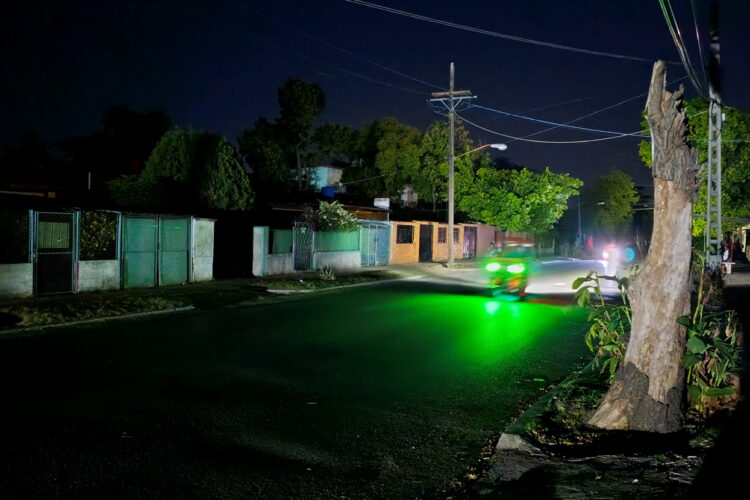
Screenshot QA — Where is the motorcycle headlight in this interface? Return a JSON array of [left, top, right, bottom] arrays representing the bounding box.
[[507, 263, 525, 274], [485, 262, 501, 272]]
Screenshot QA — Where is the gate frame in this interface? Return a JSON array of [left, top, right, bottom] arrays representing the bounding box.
[[32, 210, 78, 295]]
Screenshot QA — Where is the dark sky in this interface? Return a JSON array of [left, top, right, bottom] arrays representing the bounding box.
[[2, 0, 749, 187]]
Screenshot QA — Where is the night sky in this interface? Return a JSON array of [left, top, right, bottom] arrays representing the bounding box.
[[3, 0, 749, 187]]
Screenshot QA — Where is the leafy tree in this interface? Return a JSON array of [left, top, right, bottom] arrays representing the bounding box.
[[456, 160, 582, 233], [339, 121, 388, 201], [417, 120, 472, 212], [311, 123, 356, 166], [239, 117, 291, 192], [110, 128, 253, 211], [298, 200, 358, 232], [373, 118, 421, 197], [639, 98, 750, 236], [589, 169, 639, 237], [277, 78, 325, 188]]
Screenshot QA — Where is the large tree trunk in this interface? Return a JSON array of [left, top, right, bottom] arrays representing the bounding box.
[[588, 61, 698, 433]]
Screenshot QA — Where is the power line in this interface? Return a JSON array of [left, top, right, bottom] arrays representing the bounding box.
[[658, 0, 708, 98], [344, 0, 678, 64], [240, 2, 447, 91]]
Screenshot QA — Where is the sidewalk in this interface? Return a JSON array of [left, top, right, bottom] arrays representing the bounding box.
[[470, 262, 750, 498]]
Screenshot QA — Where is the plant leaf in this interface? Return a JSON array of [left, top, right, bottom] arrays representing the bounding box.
[[686, 336, 706, 354]]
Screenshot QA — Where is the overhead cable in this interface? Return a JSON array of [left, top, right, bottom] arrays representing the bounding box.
[[344, 0, 677, 64]]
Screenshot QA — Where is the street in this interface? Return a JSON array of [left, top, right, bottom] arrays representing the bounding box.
[[0, 278, 590, 498]]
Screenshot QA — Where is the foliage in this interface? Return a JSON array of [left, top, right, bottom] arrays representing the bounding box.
[[373, 118, 422, 197], [238, 118, 292, 190], [299, 201, 358, 232], [573, 271, 634, 377], [588, 169, 639, 237], [277, 78, 325, 147], [639, 98, 750, 236], [679, 250, 742, 416], [319, 265, 336, 281], [457, 164, 582, 233], [339, 120, 388, 199], [415, 120, 472, 211], [110, 128, 253, 211], [0, 209, 30, 264], [79, 211, 117, 261]]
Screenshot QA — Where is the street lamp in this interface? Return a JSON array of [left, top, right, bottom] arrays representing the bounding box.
[[448, 143, 508, 267]]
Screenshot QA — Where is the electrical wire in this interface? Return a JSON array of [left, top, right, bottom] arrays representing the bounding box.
[[344, 0, 677, 64], [239, 1, 447, 91], [468, 104, 645, 137], [689, 0, 708, 87], [658, 0, 708, 98]]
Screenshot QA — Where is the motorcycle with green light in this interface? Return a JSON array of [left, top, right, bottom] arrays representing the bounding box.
[[482, 244, 534, 299]]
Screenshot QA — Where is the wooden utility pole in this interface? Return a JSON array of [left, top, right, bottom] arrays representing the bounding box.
[[430, 63, 474, 266]]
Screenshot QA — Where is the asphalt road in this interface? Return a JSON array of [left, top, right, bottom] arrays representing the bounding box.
[[0, 279, 590, 498]]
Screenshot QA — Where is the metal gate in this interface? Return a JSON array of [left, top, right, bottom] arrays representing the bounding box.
[[34, 212, 76, 295], [123, 216, 158, 288], [419, 224, 433, 262], [359, 222, 390, 266], [159, 218, 189, 285], [293, 222, 313, 270], [463, 226, 477, 258], [123, 216, 190, 287]]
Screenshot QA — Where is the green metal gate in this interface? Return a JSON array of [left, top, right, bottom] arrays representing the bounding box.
[[359, 222, 390, 266], [159, 218, 189, 285], [34, 212, 76, 294], [123, 216, 190, 288], [293, 222, 313, 270], [123, 216, 158, 288]]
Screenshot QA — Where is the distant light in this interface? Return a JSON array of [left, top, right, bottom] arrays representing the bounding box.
[[484, 301, 501, 315], [486, 262, 501, 272], [507, 263, 525, 274], [625, 247, 636, 262]]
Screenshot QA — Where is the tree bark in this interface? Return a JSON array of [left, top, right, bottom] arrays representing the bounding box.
[[588, 61, 698, 433]]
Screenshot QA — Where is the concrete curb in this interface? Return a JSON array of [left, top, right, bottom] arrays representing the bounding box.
[[266, 274, 424, 294]]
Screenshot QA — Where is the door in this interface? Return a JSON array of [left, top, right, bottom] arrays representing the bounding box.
[[293, 222, 313, 270], [419, 224, 433, 262], [35, 212, 75, 294], [159, 218, 189, 285], [360, 223, 391, 266], [463, 226, 477, 258], [123, 216, 158, 288]]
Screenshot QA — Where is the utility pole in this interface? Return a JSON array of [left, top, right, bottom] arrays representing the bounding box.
[[429, 63, 475, 267], [705, 1, 722, 268]]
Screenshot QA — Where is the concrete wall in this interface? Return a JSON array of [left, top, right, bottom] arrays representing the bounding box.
[[313, 251, 361, 270], [0, 263, 33, 298], [476, 223, 496, 256], [76, 260, 119, 292], [389, 221, 420, 264], [266, 253, 293, 275], [192, 218, 215, 282]]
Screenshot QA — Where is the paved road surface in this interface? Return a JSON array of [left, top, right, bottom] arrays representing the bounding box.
[[0, 279, 590, 498]]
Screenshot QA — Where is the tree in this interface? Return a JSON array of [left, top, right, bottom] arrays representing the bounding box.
[[339, 121, 388, 201], [589, 169, 639, 237], [417, 120, 472, 212], [373, 118, 421, 198], [0, 133, 62, 184], [456, 158, 582, 233], [277, 78, 325, 189], [110, 128, 253, 211], [589, 61, 699, 433], [238, 117, 291, 195], [639, 98, 750, 237]]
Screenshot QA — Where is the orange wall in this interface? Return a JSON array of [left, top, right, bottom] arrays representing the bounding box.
[[389, 221, 420, 264]]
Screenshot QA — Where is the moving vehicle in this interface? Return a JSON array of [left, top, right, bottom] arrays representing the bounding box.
[[483, 243, 534, 298]]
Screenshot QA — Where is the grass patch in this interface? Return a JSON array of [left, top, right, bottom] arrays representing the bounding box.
[[522, 367, 611, 448], [0, 296, 187, 329], [254, 270, 402, 290]]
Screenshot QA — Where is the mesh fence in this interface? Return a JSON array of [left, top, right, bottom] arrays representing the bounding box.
[[36, 212, 74, 294], [123, 217, 158, 287], [159, 218, 189, 285], [314, 230, 359, 252], [271, 229, 293, 254], [79, 211, 118, 261], [0, 209, 30, 264]]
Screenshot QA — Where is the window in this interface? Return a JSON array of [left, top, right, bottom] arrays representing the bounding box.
[[453, 228, 459, 242], [437, 227, 446, 243], [396, 224, 414, 244]]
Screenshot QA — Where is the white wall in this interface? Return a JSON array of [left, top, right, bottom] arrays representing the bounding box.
[[313, 251, 361, 271], [0, 263, 33, 298], [192, 218, 215, 282], [76, 260, 120, 292]]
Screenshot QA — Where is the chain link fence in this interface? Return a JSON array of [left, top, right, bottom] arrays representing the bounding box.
[[79, 211, 118, 261], [0, 209, 30, 264]]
